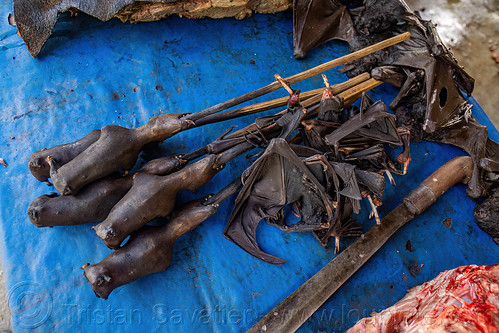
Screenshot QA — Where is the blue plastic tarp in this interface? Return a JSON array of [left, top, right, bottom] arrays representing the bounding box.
[[0, 3, 498, 332]]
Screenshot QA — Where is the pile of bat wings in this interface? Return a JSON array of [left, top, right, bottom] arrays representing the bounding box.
[[23, 1, 499, 300]]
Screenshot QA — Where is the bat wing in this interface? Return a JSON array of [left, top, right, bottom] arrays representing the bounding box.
[[330, 162, 361, 201], [385, 21, 474, 132], [355, 169, 385, 201], [275, 104, 306, 140], [292, 0, 356, 59], [345, 144, 399, 174], [254, 103, 304, 141], [325, 101, 401, 147], [223, 138, 332, 264], [425, 119, 489, 198]]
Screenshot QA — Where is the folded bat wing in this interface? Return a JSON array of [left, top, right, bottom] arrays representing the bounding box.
[[223, 138, 331, 264], [325, 100, 401, 147], [293, 0, 356, 59]]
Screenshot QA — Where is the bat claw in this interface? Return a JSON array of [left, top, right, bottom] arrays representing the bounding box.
[[397, 153, 411, 175], [213, 154, 226, 170], [216, 126, 236, 141], [366, 194, 381, 225]]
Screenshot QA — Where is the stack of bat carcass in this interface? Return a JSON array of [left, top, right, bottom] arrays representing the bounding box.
[[23, 0, 499, 301]]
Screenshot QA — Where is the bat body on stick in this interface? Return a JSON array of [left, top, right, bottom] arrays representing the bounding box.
[[27, 153, 189, 227], [93, 153, 223, 249], [49, 114, 191, 195], [83, 198, 218, 300], [27, 174, 133, 227], [28, 130, 101, 182]]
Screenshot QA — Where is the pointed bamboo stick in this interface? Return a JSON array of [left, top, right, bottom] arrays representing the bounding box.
[[340, 78, 383, 106], [227, 78, 384, 138], [185, 32, 410, 122], [194, 73, 370, 126]]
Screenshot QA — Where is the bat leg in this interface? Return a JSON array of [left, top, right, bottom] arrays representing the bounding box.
[[362, 191, 381, 225], [266, 202, 328, 233], [397, 154, 411, 175], [385, 170, 396, 186], [328, 218, 363, 253], [389, 70, 424, 110], [396, 127, 412, 175]]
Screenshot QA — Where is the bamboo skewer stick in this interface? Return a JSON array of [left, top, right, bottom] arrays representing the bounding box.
[[185, 32, 410, 122], [291, 78, 382, 114], [340, 78, 383, 106], [322, 74, 331, 88], [194, 73, 370, 126], [228, 77, 384, 139]]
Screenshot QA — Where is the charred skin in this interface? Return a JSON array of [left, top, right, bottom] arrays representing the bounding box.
[[49, 114, 191, 195], [425, 119, 489, 198], [93, 154, 221, 249], [28, 130, 101, 182], [474, 189, 499, 245], [27, 154, 192, 227], [137, 156, 186, 175], [27, 175, 133, 227], [83, 198, 218, 300]]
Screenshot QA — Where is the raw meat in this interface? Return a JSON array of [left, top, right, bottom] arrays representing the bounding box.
[[347, 264, 499, 333]]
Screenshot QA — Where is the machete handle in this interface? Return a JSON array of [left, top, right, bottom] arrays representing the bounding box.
[[403, 156, 473, 215]]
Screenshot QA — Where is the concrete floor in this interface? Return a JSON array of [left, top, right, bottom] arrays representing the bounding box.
[[0, 1, 497, 332], [0, 268, 8, 332], [405, 0, 499, 126]]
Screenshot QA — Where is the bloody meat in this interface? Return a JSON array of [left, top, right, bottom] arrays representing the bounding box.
[[347, 264, 499, 333]]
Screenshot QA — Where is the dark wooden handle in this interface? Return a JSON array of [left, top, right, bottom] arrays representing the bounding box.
[[403, 156, 473, 215]]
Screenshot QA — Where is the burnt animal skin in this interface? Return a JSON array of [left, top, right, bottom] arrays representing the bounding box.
[[13, 0, 139, 57], [300, 0, 475, 135], [137, 156, 186, 175], [27, 174, 133, 227], [27, 154, 194, 227], [93, 154, 221, 249], [83, 198, 218, 300], [474, 189, 499, 245], [49, 114, 191, 195], [425, 119, 489, 198], [28, 130, 101, 182]]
